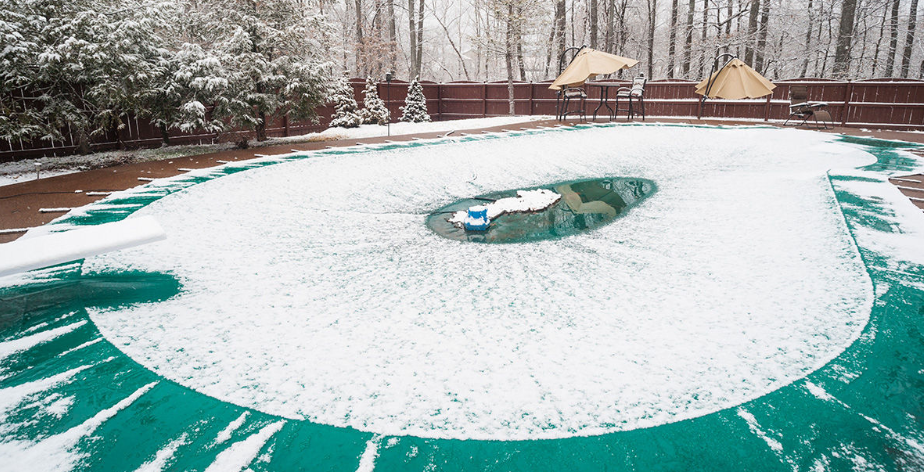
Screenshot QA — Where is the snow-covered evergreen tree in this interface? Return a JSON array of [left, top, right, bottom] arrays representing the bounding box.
[[400, 77, 430, 123], [0, 0, 175, 153], [329, 77, 361, 128], [359, 77, 389, 125], [202, 0, 333, 142]]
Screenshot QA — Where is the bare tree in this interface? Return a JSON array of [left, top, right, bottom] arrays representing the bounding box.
[[505, 1, 516, 114], [355, 0, 365, 75], [667, 0, 679, 77], [590, 0, 599, 48], [386, 0, 397, 68], [744, 0, 759, 66], [647, 0, 657, 78], [886, 0, 901, 76], [754, 0, 769, 73], [900, 0, 919, 77], [682, 0, 696, 76], [833, 0, 858, 78], [433, 1, 472, 79], [408, 0, 418, 77], [872, 0, 889, 76]]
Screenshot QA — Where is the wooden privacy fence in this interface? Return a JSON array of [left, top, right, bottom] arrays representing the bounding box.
[[3, 78, 923, 161]]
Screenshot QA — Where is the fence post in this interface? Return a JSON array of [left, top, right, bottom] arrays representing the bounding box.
[[482, 83, 487, 118], [436, 82, 442, 121], [841, 81, 853, 127], [528, 82, 534, 116], [764, 94, 772, 122], [283, 115, 289, 137]]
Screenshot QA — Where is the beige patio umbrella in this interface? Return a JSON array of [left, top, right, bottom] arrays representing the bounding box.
[[694, 58, 775, 99], [549, 48, 639, 90]]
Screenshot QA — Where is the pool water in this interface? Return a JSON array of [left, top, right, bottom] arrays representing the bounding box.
[[1, 124, 923, 471], [426, 177, 655, 243]]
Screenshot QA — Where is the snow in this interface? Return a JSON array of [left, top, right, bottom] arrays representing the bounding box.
[[0, 365, 93, 423], [0, 321, 87, 364], [448, 188, 562, 227], [0, 382, 157, 472], [0, 116, 546, 188], [737, 409, 784, 453], [356, 435, 383, 472], [214, 412, 251, 445], [0, 216, 166, 278], [134, 433, 189, 472], [80, 125, 892, 441], [204, 421, 284, 472]]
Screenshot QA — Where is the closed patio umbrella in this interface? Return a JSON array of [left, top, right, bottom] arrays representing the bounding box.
[[695, 58, 775, 99], [549, 48, 639, 91]]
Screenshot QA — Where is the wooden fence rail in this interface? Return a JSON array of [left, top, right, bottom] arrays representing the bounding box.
[[3, 78, 923, 162]]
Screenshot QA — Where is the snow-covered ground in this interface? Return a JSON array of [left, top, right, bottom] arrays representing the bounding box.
[[79, 125, 892, 441], [0, 116, 548, 188]]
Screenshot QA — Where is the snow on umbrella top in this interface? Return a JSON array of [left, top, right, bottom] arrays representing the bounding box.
[[695, 58, 776, 100], [549, 48, 640, 91]]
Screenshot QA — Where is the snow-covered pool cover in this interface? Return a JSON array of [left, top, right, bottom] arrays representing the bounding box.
[[85, 126, 874, 441]]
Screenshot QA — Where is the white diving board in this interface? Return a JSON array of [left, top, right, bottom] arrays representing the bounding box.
[[0, 216, 166, 278]]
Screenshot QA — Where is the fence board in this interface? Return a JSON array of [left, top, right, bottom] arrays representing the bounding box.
[[3, 78, 923, 162]]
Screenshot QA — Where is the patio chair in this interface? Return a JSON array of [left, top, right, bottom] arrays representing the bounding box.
[[615, 74, 647, 120], [558, 85, 587, 122], [784, 85, 832, 129]]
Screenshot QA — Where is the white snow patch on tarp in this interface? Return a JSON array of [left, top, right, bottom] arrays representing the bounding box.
[[86, 126, 879, 440], [0, 216, 166, 278], [737, 408, 784, 453], [204, 421, 284, 472], [0, 365, 93, 423], [0, 321, 87, 363], [0, 382, 157, 472], [214, 412, 250, 445], [134, 433, 189, 472], [356, 435, 383, 472]]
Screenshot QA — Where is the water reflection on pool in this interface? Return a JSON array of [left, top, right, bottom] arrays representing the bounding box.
[[427, 177, 656, 243]]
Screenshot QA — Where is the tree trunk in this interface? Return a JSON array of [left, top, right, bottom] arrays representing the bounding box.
[[697, 0, 708, 77], [556, 0, 567, 62], [408, 0, 417, 78], [667, 0, 679, 78], [871, 1, 889, 76], [744, 0, 760, 66], [800, 0, 814, 77], [355, 0, 364, 76], [159, 122, 170, 146], [885, 0, 900, 77], [900, 0, 919, 78], [647, 0, 657, 78], [682, 0, 695, 76], [590, 0, 598, 49], [256, 112, 267, 141], [832, 0, 857, 78], [506, 1, 515, 115], [605, 0, 615, 53], [755, 0, 769, 73], [516, 4, 527, 81], [76, 127, 91, 155], [415, 0, 424, 75], [386, 0, 396, 69]]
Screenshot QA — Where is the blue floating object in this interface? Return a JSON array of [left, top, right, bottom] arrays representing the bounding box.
[[464, 205, 490, 231]]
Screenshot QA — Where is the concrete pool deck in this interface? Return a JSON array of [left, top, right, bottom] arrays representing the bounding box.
[[2, 117, 923, 244]]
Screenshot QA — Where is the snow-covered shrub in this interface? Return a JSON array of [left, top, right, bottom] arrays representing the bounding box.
[[400, 77, 430, 123], [359, 77, 390, 125], [329, 77, 362, 128]]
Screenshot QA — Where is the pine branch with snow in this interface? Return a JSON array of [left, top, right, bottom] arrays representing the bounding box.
[[359, 77, 390, 125], [400, 77, 430, 123]]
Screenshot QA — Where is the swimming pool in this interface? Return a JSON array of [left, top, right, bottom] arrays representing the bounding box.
[[1, 124, 923, 470]]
